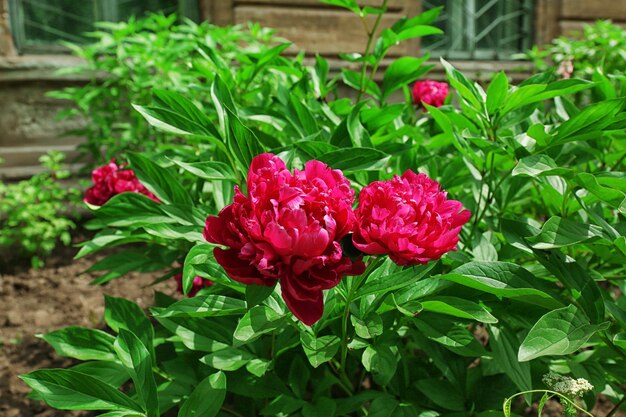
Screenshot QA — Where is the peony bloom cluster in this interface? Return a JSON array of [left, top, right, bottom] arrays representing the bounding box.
[[412, 80, 449, 109], [204, 153, 365, 325], [174, 273, 212, 297], [352, 171, 471, 266], [84, 159, 159, 206]]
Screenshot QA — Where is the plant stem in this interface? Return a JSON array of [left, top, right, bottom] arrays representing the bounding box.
[[356, 0, 388, 102], [504, 390, 594, 417]]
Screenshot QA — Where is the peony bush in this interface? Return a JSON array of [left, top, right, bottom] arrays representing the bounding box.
[[20, 2, 626, 417]]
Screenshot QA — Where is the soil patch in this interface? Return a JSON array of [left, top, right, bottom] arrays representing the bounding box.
[[0, 237, 176, 417]]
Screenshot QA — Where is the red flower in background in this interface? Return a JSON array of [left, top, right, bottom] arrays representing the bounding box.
[[174, 273, 213, 297], [84, 159, 159, 206], [204, 153, 364, 325], [412, 80, 449, 109], [353, 170, 470, 266]]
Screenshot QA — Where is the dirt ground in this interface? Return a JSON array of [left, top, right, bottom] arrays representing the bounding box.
[[0, 239, 175, 417], [0, 238, 624, 417]]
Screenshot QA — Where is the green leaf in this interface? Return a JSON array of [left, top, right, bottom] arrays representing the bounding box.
[[351, 313, 384, 339], [445, 261, 562, 309], [153, 89, 214, 134], [40, 327, 116, 361], [415, 378, 465, 411], [420, 296, 498, 323], [178, 372, 226, 417], [104, 296, 155, 363], [551, 98, 625, 147], [20, 369, 143, 412], [210, 75, 264, 173], [200, 347, 253, 371], [574, 173, 626, 214], [489, 326, 532, 402], [356, 262, 437, 299], [87, 192, 172, 229], [441, 59, 483, 110], [534, 250, 604, 323], [300, 333, 341, 368], [486, 71, 508, 115], [413, 317, 487, 357], [127, 152, 192, 206], [526, 216, 604, 249], [302, 397, 337, 417], [182, 244, 215, 295], [233, 305, 286, 343], [518, 305, 609, 361], [512, 154, 570, 178], [318, 147, 389, 172], [155, 294, 247, 318], [70, 361, 130, 388], [362, 345, 397, 386], [170, 159, 237, 181], [246, 283, 276, 309], [132, 104, 211, 136], [382, 56, 430, 100], [114, 329, 159, 417]]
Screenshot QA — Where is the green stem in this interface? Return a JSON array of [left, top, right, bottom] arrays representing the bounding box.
[[504, 390, 594, 417], [356, 0, 388, 102], [339, 257, 384, 377]]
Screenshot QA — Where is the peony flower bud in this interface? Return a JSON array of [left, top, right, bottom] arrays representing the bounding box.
[[84, 159, 159, 206], [204, 153, 364, 325], [353, 170, 470, 265], [174, 273, 212, 297], [412, 80, 449, 110]]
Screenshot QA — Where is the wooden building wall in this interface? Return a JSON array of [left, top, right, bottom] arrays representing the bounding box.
[[2, 0, 626, 179]]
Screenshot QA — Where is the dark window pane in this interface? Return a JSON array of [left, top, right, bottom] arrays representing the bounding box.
[[20, 0, 98, 45], [421, 0, 533, 60], [10, 0, 195, 53]]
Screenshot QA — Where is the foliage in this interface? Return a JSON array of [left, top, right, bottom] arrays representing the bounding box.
[[0, 151, 79, 268], [523, 20, 626, 101], [49, 13, 284, 168], [22, 2, 626, 417]]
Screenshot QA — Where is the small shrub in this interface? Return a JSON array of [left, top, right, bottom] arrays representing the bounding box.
[[0, 151, 79, 268]]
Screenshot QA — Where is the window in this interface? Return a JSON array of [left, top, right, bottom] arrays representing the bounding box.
[[8, 0, 199, 54], [421, 0, 534, 60]]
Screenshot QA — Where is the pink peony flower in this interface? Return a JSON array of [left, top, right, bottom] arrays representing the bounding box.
[[174, 273, 213, 297], [204, 153, 365, 325], [353, 170, 471, 266], [84, 159, 159, 206], [412, 80, 449, 109]]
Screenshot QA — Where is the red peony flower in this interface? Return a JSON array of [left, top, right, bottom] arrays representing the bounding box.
[[174, 273, 213, 297], [204, 153, 365, 325], [412, 80, 449, 109], [84, 159, 159, 206], [353, 170, 471, 266]]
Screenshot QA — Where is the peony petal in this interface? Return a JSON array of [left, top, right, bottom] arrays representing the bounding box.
[[280, 275, 324, 326], [213, 247, 272, 286]]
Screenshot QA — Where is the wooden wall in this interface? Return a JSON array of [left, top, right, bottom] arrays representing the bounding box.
[[2, 0, 626, 179]]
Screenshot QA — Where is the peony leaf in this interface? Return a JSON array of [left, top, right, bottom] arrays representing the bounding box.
[[178, 372, 226, 417], [155, 294, 247, 318], [40, 327, 117, 362], [20, 369, 143, 412], [300, 333, 341, 368], [234, 305, 286, 344], [518, 305, 609, 361], [420, 296, 498, 323], [526, 216, 604, 249]]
